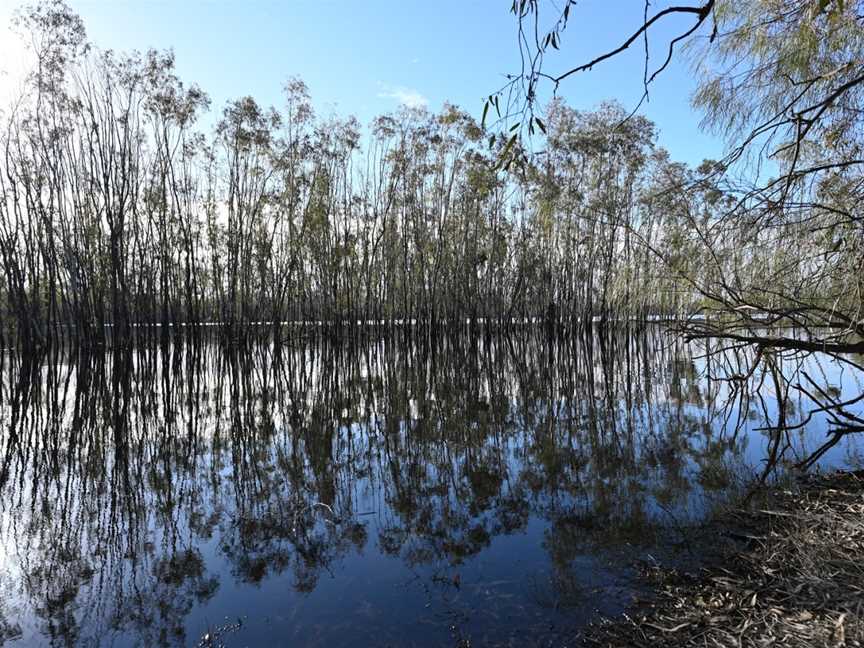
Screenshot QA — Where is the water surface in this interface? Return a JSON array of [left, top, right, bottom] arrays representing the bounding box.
[[0, 330, 861, 647]]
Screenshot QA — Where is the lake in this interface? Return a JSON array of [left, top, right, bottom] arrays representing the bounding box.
[[1, 329, 862, 647]]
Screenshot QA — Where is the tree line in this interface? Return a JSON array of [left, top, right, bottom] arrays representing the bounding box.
[[1, 0, 860, 354]]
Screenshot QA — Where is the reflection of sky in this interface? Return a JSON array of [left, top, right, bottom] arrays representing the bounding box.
[[690, 344, 864, 471], [0, 333, 862, 647]]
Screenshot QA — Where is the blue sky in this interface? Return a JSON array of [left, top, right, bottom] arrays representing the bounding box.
[[0, 0, 724, 165]]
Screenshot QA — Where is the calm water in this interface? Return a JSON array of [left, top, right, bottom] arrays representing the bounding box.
[[0, 330, 862, 647]]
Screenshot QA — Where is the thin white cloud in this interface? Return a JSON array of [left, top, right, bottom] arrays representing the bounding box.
[[377, 83, 428, 109]]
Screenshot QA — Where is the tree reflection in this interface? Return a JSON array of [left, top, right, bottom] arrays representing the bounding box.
[[694, 335, 864, 480], [0, 329, 858, 645]]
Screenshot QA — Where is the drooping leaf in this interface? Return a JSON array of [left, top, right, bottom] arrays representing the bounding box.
[[534, 117, 546, 134]]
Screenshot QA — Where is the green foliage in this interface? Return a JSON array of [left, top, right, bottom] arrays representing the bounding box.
[[1, 0, 861, 349]]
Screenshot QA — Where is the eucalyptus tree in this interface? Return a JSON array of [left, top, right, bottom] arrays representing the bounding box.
[[683, 0, 864, 351], [211, 96, 280, 339], [267, 78, 315, 331], [498, 0, 864, 347], [535, 100, 657, 324], [496, 0, 864, 448], [12, 0, 856, 352], [137, 49, 209, 332], [0, 0, 88, 348]]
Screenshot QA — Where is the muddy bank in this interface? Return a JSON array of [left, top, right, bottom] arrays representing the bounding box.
[[582, 470, 864, 647]]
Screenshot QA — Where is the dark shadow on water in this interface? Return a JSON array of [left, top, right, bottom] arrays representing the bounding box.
[[0, 328, 861, 647]]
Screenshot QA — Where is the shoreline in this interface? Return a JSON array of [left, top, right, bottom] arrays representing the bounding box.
[[581, 470, 864, 647]]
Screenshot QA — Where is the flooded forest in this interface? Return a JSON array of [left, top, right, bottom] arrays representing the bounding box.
[[1, 0, 863, 646]]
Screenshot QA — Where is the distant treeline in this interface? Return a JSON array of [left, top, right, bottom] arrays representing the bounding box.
[[0, 4, 829, 351]]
